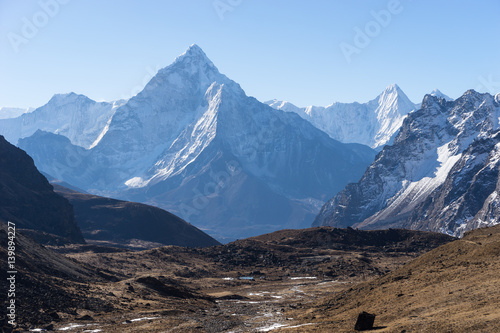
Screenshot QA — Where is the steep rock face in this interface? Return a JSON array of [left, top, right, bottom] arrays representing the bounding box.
[[18, 45, 376, 240], [266, 84, 417, 149], [0, 93, 121, 148], [0, 135, 84, 243], [314, 90, 500, 236], [404, 131, 500, 235]]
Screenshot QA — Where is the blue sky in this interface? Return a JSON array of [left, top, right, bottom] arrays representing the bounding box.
[[1, 0, 499, 108]]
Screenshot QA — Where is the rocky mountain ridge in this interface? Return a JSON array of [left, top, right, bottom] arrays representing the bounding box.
[[314, 90, 500, 236]]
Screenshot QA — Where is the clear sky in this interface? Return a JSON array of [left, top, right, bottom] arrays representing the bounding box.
[[1, 0, 499, 109]]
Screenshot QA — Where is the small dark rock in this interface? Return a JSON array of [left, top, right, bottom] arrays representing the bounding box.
[[44, 323, 54, 331], [217, 294, 249, 301], [76, 315, 94, 321], [47, 312, 60, 321], [354, 311, 376, 331], [2, 325, 14, 333]]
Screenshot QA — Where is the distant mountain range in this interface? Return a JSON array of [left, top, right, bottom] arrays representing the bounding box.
[[0, 106, 34, 120], [266, 84, 418, 149], [0, 96, 123, 148], [315, 90, 500, 236], [7, 45, 377, 241]]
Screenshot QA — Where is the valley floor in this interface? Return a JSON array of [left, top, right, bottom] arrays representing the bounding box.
[[10, 227, 500, 332], [28, 277, 354, 332]]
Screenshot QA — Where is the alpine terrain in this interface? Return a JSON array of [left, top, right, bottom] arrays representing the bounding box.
[[54, 184, 221, 249], [0, 107, 33, 120], [266, 84, 417, 149], [14, 45, 376, 240], [314, 90, 500, 237], [0, 135, 84, 243], [0, 95, 124, 148]]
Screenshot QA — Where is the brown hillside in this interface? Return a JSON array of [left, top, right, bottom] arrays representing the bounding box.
[[287, 224, 500, 332], [53, 184, 220, 249]]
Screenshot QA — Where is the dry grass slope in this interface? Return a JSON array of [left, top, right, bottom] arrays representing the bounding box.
[[289, 224, 500, 332]]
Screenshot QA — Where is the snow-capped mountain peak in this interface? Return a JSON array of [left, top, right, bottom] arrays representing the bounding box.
[[47, 92, 92, 107], [430, 89, 453, 101], [175, 44, 212, 62], [264, 99, 302, 114], [380, 83, 403, 95], [0, 93, 117, 148], [375, 84, 415, 115], [266, 84, 417, 149], [16, 45, 377, 241], [0, 106, 34, 120], [163, 44, 219, 78]]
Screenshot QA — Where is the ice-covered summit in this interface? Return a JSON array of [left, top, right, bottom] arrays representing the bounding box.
[[0, 106, 34, 120], [174, 44, 213, 64], [430, 89, 453, 101], [155, 44, 222, 83], [17, 44, 376, 241], [0, 93, 118, 148], [266, 84, 417, 149]]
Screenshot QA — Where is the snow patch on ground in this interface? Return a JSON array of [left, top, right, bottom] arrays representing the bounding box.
[[57, 323, 86, 331], [257, 323, 288, 332]]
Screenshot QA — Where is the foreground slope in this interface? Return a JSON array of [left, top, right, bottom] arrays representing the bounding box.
[[0, 221, 112, 328], [315, 90, 500, 236], [54, 185, 220, 248], [293, 224, 500, 332], [18, 45, 376, 240], [0, 135, 83, 243]]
